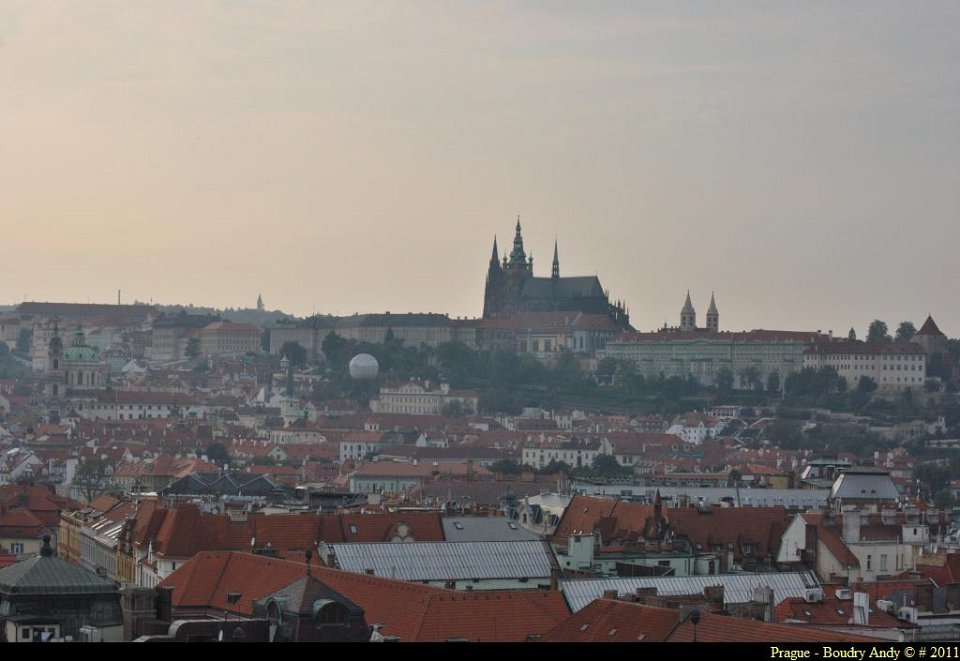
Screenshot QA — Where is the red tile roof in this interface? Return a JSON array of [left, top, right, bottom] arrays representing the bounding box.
[[774, 585, 908, 629], [539, 599, 875, 643], [130, 504, 445, 559], [161, 551, 568, 641], [553, 495, 789, 561], [0, 506, 47, 538]]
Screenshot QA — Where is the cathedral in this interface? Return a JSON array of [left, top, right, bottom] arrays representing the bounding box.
[[482, 219, 631, 329]]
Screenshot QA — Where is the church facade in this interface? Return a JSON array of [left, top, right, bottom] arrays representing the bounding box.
[[482, 219, 631, 330]]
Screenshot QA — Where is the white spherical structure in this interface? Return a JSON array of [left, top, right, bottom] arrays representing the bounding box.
[[348, 353, 379, 380]]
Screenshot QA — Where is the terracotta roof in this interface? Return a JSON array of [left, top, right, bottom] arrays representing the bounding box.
[[774, 585, 908, 628], [130, 505, 445, 558], [553, 495, 789, 561], [539, 598, 875, 642], [802, 513, 859, 568], [161, 551, 568, 641], [0, 507, 48, 538]]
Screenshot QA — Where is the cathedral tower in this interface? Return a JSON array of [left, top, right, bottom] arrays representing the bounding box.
[[680, 291, 697, 331], [706, 293, 719, 332]]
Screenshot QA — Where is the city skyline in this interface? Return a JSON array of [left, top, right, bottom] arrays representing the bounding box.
[[2, 3, 958, 335]]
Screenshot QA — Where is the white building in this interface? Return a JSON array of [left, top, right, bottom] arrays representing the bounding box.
[[370, 380, 478, 416], [803, 339, 926, 392]]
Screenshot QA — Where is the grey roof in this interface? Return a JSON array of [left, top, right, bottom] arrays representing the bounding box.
[[256, 574, 363, 617], [441, 517, 542, 543], [561, 571, 820, 613], [831, 471, 900, 501], [520, 276, 605, 300], [326, 540, 554, 582], [0, 554, 118, 596]]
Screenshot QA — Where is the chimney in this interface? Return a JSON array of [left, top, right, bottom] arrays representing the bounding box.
[[602, 589, 619, 600], [842, 510, 861, 543]]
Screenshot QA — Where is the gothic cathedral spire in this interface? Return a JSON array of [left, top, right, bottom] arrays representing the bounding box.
[[552, 240, 559, 279]]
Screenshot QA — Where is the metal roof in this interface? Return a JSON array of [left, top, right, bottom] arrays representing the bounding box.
[[831, 472, 901, 501], [0, 554, 118, 596], [326, 540, 554, 582], [441, 517, 542, 543], [560, 571, 820, 613]]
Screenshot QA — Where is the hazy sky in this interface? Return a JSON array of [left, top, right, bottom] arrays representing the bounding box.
[[2, 2, 958, 335]]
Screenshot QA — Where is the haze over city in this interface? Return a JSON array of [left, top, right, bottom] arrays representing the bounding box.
[[2, 2, 958, 334]]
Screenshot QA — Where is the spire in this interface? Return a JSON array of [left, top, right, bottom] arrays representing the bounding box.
[[508, 215, 527, 267], [681, 291, 696, 332], [490, 236, 500, 267], [706, 292, 719, 332], [552, 240, 559, 279]]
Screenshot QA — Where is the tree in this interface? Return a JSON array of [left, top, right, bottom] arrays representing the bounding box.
[[716, 368, 734, 393], [185, 337, 201, 359], [857, 376, 878, 393], [490, 459, 522, 475], [75, 458, 110, 503], [280, 341, 308, 368], [321, 331, 348, 365], [766, 371, 781, 394], [15, 329, 31, 353], [867, 320, 891, 343], [895, 321, 917, 343], [591, 454, 630, 478], [206, 442, 231, 466], [441, 400, 465, 417]]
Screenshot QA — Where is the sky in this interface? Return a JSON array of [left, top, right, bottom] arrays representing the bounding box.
[[1, 2, 958, 336]]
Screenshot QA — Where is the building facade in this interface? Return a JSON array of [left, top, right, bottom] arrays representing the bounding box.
[[370, 380, 479, 416], [803, 339, 926, 392], [604, 330, 828, 388]]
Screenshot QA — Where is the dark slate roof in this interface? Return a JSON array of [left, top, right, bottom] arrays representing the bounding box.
[[917, 315, 945, 337], [520, 276, 605, 300], [257, 573, 364, 617], [0, 554, 117, 596]]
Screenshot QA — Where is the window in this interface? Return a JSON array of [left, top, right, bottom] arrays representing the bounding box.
[[11, 543, 24, 555], [880, 554, 888, 571], [866, 555, 872, 571]]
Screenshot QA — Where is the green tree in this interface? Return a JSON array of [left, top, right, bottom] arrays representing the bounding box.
[[321, 331, 349, 365], [857, 376, 878, 393], [441, 400, 465, 417], [766, 371, 781, 394], [591, 454, 630, 478], [280, 341, 308, 368], [206, 442, 231, 466], [716, 368, 734, 393], [867, 320, 891, 343], [15, 329, 31, 353], [490, 459, 523, 475], [185, 337, 201, 359], [895, 321, 917, 343]]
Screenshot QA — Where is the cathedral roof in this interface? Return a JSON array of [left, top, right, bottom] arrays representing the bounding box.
[[520, 276, 604, 299], [682, 291, 695, 314], [707, 293, 718, 315]]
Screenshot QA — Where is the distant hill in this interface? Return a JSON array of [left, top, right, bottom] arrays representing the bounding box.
[[146, 303, 300, 327]]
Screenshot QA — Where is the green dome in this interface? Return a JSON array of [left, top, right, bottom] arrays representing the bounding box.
[[63, 346, 99, 362]]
